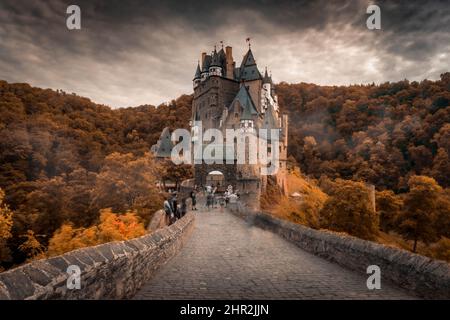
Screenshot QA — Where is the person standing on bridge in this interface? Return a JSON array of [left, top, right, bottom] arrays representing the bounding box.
[[180, 198, 187, 217], [169, 192, 178, 221], [206, 187, 213, 210], [190, 189, 197, 210], [163, 198, 174, 225]]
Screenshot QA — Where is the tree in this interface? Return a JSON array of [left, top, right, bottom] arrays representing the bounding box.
[[90, 152, 164, 223], [433, 123, 450, 155], [160, 159, 193, 191], [18, 230, 45, 260], [376, 190, 403, 232], [47, 208, 146, 257], [47, 224, 94, 257], [96, 208, 146, 243], [396, 176, 442, 252], [17, 177, 68, 239], [319, 179, 379, 240], [435, 190, 450, 238], [431, 148, 450, 187], [430, 237, 450, 262], [0, 188, 14, 267]]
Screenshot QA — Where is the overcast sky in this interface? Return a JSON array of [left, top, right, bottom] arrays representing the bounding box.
[[0, 0, 449, 108]]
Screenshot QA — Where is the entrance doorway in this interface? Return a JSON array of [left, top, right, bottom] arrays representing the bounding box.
[[206, 170, 225, 191]]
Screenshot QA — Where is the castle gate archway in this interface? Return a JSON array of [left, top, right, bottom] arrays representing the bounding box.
[[206, 170, 225, 191]]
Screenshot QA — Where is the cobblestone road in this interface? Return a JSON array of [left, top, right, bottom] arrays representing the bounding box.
[[134, 208, 416, 299]]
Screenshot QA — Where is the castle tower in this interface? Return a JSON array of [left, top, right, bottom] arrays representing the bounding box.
[[188, 42, 289, 207], [193, 62, 201, 89]]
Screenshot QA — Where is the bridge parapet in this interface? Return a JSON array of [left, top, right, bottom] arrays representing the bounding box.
[[0, 212, 195, 300], [228, 202, 450, 299]]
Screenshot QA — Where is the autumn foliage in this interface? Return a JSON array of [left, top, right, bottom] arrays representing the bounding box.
[[47, 209, 146, 257], [261, 168, 327, 229], [276, 73, 450, 191], [318, 179, 379, 240], [1, 73, 450, 268], [0, 80, 192, 269], [0, 189, 13, 269]]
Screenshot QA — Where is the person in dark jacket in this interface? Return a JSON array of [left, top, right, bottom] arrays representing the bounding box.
[[163, 198, 174, 225], [170, 193, 178, 220], [190, 190, 197, 210], [180, 198, 187, 217]]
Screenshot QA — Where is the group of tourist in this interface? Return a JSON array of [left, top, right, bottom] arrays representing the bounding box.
[[163, 191, 187, 224], [203, 184, 239, 210], [163, 185, 239, 223]]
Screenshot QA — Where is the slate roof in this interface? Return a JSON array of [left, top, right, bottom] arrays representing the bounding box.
[[202, 55, 212, 72], [260, 103, 280, 141], [193, 62, 201, 79], [263, 68, 272, 84], [231, 85, 259, 120], [210, 49, 220, 67]]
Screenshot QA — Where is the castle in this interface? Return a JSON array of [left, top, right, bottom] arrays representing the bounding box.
[[190, 42, 288, 206], [152, 42, 288, 207]]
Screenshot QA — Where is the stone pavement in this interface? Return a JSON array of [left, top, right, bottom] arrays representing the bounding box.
[[134, 208, 416, 299]]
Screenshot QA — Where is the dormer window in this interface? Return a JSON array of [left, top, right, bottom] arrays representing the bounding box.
[[240, 119, 254, 132]]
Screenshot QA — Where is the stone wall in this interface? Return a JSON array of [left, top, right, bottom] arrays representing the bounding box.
[[0, 212, 195, 300], [228, 202, 450, 299], [146, 209, 167, 232]]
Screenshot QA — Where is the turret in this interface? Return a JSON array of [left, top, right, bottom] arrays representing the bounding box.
[[193, 62, 201, 88], [209, 47, 222, 77], [201, 52, 211, 81], [262, 67, 271, 91]]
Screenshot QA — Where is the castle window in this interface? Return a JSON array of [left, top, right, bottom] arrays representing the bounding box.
[[235, 113, 238, 118]]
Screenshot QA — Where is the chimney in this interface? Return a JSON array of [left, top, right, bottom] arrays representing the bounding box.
[[225, 46, 233, 59], [225, 46, 234, 79], [201, 52, 206, 69]]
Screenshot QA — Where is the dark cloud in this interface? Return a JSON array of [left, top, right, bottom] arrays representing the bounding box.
[[0, 0, 448, 107]]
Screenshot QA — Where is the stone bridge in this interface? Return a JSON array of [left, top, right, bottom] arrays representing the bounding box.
[[1, 204, 449, 300], [135, 207, 413, 299]]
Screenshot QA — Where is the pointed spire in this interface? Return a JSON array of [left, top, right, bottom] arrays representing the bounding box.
[[241, 48, 256, 68], [202, 54, 211, 72], [233, 85, 258, 120], [263, 67, 271, 84], [211, 46, 220, 67], [193, 61, 201, 80]]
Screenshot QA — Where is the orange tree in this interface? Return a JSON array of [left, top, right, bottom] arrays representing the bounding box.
[[319, 179, 379, 240], [0, 188, 14, 267], [396, 176, 441, 252], [90, 152, 164, 224], [376, 190, 403, 232]]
